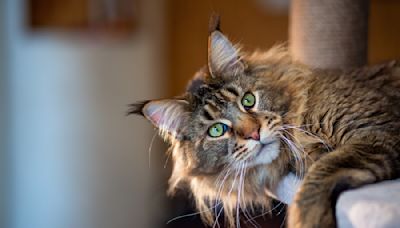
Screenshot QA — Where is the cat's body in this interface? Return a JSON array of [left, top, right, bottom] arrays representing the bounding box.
[[288, 62, 400, 227], [293, 60, 400, 167], [130, 16, 400, 228]]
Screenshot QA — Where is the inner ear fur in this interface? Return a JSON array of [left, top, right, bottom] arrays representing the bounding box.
[[207, 15, 245, 78]]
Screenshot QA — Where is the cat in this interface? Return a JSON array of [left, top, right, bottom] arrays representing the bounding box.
[[129, 15, 400, 228]]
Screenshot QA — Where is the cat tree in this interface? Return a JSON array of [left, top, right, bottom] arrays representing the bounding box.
[[289, 1, 400, 227], [290, 0, 369, 69]]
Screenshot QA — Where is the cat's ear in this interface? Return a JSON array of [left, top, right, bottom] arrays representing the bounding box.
[[128, 99, 189, 138], [208, 15, 244, 78]]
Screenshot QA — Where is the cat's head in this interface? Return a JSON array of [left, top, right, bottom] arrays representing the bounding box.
[[130, 16, 308, 227]]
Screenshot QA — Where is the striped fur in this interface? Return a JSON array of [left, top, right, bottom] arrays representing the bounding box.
[[130, 18, 400, 228]]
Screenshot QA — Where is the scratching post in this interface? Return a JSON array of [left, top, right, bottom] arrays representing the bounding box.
[[290, 0, 370, 69]]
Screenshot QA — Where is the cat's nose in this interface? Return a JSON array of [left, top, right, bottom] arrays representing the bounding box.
[[244, 128, 260, 141]]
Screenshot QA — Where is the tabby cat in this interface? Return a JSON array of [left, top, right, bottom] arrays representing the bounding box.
[[129, 16, 400, 228]]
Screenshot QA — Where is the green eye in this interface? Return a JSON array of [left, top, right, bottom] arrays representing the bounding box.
[[208, 123, 229, 137], [241, 92, 256, 108]]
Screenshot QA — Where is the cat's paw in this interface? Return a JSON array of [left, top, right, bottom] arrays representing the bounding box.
[[287, 188, 336, 228]]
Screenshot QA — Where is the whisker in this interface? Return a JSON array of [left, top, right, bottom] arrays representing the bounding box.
[[278, 204, 288, 228], [213, 163, 241, 228], [163, 148, 172, 169], [148, 131, 158, 168], [279, 124, 332, 152], [280, 210, 288, 228], [167, 163, 234, 225], [235, 162, 243, 228], [214, 163, 232, 186], [279, 127, 320, 166], [215, 167, 233, 207], [246, 201, 283, 221], [213, 163, 235, 221], [166, 201, 222, 224], [233, 148, 248, 159], [278, 133, 305, 181], [239, 162, 260, 228]]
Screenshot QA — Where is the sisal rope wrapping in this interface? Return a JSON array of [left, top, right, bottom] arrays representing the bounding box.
[[290, 0, 370, 70]]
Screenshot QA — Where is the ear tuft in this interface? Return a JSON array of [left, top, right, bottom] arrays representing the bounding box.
[[208, 30, 244, 77], [127, 101, 150, 116], [208, 13, 221, 34]]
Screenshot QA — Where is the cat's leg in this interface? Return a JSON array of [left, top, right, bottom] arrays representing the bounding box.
[[288, 144, 400, 228]]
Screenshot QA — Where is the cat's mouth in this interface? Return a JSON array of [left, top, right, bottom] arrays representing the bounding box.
[[246, 139, 280, 166], [254, 140, 275, 157]]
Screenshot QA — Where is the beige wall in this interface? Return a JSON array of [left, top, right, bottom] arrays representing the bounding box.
[[0, 0, 8, 227], [6, 0, 168, 228]]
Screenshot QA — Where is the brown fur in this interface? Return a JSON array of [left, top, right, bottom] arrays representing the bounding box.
[[129, 17, 400, 228], [288, 61, 400, 228]]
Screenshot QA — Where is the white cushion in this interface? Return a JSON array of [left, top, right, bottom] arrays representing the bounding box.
[[336, 179, 400, 228]]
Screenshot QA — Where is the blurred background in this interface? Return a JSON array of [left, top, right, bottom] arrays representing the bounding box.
[[1, 0, 399, 228]]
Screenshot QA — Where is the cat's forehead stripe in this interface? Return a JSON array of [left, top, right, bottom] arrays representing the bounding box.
[[201, 111, 214, 121], [225, 86, 240, 96], [205, 99, 220, 111], [203, 104, 220, 120], [219, 88, 237, 101], [214, 92, 225, 102], [204, 100, 220, 113]]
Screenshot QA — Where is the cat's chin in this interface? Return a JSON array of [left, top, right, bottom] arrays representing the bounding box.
[[247, 140, 280, 167]]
